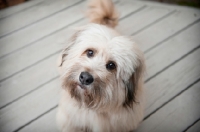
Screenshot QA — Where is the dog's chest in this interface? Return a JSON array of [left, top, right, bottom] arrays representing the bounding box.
[[69, 108, 133, 132]]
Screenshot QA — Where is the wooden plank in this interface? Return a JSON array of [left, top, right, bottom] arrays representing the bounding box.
[[132, 9, 200, 52], [128, 0, 200, 12], [0, 79, 60, 132], [0, 0, 137, 59], [0, 4, 170, 108], [0, 1, 86, 81], [0, 0, 82, 38], [144, 46, 200, 118], [115, 0, 145, 20], [19, 109, 59, 132], [186, 120, 200, 132], [117, 6, 172, 35], [0, 19, 86, 109], [136, 79, 200, 132], [0, 54, 59, 109], [0, 0, 85, 59], [145, 21, 200, 80], [0, 4, 170, 82], [0, 0, 44, 20]]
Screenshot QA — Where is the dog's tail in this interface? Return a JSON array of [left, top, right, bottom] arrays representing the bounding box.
[[87, 0, 118, 28]]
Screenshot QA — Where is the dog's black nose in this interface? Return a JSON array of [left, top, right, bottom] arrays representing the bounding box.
[[79, 72, 94, 85]]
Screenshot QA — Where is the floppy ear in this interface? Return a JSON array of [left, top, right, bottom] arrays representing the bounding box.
[[57, 30, 82, 69], [57, 53, 67, 67], [124, 55, 145, 108]]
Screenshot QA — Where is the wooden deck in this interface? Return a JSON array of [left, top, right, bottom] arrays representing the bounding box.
[[0, 0, 200, 131]]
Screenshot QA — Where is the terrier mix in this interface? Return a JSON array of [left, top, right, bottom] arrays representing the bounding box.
[[56, 0, 145, 131]]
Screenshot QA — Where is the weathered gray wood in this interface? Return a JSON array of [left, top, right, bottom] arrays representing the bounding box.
[[0, 54, 59, 108], [144, 47, 200, 118], [0, 3, 171, 109], [136, 77, 200, 132], [0, 0, 81, 38], [132, 9, 200, 52], [186, 120, 200, 132], [0, 1, 85, 59], [0, 79, 60, 132], [117, 6, 172, 35], [19, 109, 59, 132], [0, 19, 85, 108], [145, 21, 200, 80], [0, 2, 86, 81], [115, 0, 144, 19], [0, 0, 44, 19], [0, 0, 142, 59], [129, 0, 200, 12]]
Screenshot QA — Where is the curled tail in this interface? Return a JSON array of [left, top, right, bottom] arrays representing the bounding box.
[[87, 0, 118, 28]]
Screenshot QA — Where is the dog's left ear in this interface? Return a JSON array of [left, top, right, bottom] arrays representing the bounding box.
[[124, 55, 145, 108]]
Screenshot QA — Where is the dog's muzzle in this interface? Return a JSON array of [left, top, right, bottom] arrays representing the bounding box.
[[79, 72, 94, 85]]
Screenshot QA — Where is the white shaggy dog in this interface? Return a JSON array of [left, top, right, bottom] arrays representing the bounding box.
[[56, 0, 145, 131]]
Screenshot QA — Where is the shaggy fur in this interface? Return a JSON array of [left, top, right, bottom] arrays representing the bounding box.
[[56, 0, 145, 131]]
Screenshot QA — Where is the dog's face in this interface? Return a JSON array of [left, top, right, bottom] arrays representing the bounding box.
[[58, 24, 144, 111]]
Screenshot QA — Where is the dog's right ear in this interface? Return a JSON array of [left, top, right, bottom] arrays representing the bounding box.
[[57, 30, 81, 71], [57, 53, 67, 67]]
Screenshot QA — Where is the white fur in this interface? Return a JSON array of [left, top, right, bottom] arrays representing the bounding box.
[[57, 88, 144, 132], [56, 0, 145, 131], [57, 24, 145, 132]]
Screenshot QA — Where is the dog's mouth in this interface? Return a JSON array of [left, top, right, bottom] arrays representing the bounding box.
[[76, 83, 86, 89]]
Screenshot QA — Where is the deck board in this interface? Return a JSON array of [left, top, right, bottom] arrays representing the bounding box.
[[0, 0, 82, 38], [133, 9, 200, 52], [145, 21, 200, 80], [0, 0, 200, 131], [0, 79, 59, 132], [0, 0, 142, 60], [19, 109, 59, 132], [117, 6, 172, 35], [0, 0, 85, 59], [0, 2, 86, 81], [136, 79, 200, 132], [144, 46, 200, 118], [0, 0, 44, 20], [186, 120, 200, 132]]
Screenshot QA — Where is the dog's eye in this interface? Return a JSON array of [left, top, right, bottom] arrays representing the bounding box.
[[106, 61, 116, 70], [87, 50, 94, 58]]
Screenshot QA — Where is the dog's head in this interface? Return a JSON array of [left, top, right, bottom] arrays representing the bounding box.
[[58, 24, 145, 110]]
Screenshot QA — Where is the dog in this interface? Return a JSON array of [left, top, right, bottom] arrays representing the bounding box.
[[56, 0, 145, 131]]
